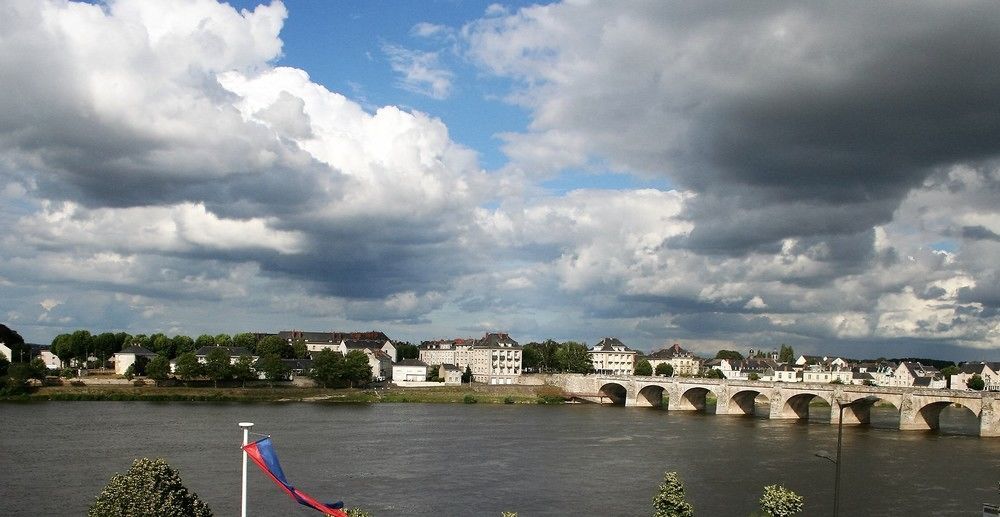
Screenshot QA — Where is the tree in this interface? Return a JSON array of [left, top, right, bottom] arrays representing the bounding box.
[[257, 354, 290, 386], [0, 351, 8, 377], [149, 334, 171, 359], [309, 349, 346, 388], [174, 352, 202, 382], [715, 350, 744, 361], [554, 342, 593, 373], [778, 344, 795, 364], [635, 358, 653, 376], [292, 340, 309, 359], [395, 342, 419, 361], [68, 330, 93, 367], [93, 332, 121, 367], [521, 346, 543, 371], [749, 373, 761, 381], [203, 347, 231, 387], [51, 333, 74, 367], [655, 363, 674, 377], [939, 365, 959, 388], [8, 359, 46, 383], [342, 350, 373, 387], [652, 471, 694, 517], [214, 333, 232, 347], [231, 355, 256, 388], [195, 334, 216, 349], [146, 356, 171, 383], [0, 324, 29, 362], [256, 335, 293, 358], [232, 333, 258, 354], [171, 335, 196, 358], [704, 368, 724, 379], [124, 364, 136, 381], [968, 374, 986, 391], [759, 484, 804, 516], [462, 365, 473, 383], [88, 457, 212, 517]]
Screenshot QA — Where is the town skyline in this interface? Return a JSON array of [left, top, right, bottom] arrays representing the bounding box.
[[2, 0, 999, 361]]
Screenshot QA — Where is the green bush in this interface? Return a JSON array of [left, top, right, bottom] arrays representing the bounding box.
[[89, 458, 212, 516], [504, 396, 516, 404], [759, 484, 804, 516], [463, 394, 478, 404]]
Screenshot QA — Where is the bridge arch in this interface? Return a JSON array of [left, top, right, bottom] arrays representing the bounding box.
[[913, 401, 980, 433], [636, 384, 666, 408], [776, 391, 831, 420], [727, 389, 771, 416], [673, 386, 718, 412], [598, 382, 628, 406]]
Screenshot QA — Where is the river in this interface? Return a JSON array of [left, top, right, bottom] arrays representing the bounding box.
[[1, 402, 997, 516]]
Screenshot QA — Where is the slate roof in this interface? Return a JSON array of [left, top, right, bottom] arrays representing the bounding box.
[[647, 343, 693, 359], [441, 364, 463, 371], [395, 359, 428, 367], [474, 332, 520, 349], [591, 337, 635, 353]]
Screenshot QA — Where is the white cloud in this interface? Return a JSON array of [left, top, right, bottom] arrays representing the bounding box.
[[382, 44, 454, 99]]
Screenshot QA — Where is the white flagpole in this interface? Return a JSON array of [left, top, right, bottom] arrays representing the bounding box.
[[239, 422, 254, 517]]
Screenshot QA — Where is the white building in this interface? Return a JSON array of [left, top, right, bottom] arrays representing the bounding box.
[[471, 333, 522, 384], [421, 333, 523, 384], [278, 331, 397, 362], [950, 362, 1000, 391], [114, 346, 157, 375], [393, 359, 429, 382], [38, 348, 62, 370], [588, 337, 637, 376], [802, 368, 852, 384], [440, 364, 463, 385], [646, 343, 700, 376]]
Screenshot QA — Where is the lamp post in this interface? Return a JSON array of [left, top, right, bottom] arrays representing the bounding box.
[[238, 422, 254, 517], [815, 395, 879, 517]]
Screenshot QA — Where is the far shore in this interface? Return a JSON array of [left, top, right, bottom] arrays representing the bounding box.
[[0, 382, 570, 404]]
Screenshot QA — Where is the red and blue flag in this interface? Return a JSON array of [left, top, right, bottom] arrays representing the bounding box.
[[242, 437, 349, 517]]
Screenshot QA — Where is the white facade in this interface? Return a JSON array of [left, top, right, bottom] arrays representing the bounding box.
[[588, 338, 636, 376], [802, 369, 852, 384], [393, 361, 428, 382], [39, 350, 62, 370], [113, 347, 156, 375], [440, 364, 463, 385]]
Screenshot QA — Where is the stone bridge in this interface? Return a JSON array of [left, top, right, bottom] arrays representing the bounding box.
[[550, 374, 999, 437]]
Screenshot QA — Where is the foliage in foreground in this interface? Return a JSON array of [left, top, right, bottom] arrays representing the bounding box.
[[759, 484, 804, 516], [652, 471, 694, 517], [88, 458, 212, 517]]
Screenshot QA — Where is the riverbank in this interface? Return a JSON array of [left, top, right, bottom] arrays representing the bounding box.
[[1, 383, 569, 404]]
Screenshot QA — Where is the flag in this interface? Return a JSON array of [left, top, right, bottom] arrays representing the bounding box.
[[243, 436, 349, 517]]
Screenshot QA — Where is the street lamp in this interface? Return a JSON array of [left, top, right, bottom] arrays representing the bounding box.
[[815, 395, 879, 517]]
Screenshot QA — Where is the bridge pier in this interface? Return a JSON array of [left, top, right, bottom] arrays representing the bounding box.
[[980, 395, 998, 437], [830, 402, 873, 425]]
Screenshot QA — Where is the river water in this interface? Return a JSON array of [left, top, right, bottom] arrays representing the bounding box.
[[1, 401, 997, 516]]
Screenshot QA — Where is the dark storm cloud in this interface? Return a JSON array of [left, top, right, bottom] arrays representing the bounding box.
[[671, 2, 1000, 254]]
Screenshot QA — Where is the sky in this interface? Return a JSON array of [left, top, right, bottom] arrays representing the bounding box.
[[1, 0, 999, 360]]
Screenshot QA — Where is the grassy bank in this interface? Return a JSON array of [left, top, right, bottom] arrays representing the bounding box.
[[2, 383, 568, 404]]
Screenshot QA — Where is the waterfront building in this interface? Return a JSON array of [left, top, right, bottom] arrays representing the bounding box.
[[113, 346, 157, 375], [950, 362, 999, 391], [801, 368, 852, 384], [588, 337, 637, 376], [421, 334, 522, 384], [765, 364, 800, 382], [277, 330, 397, 362], [419, 338, 474, 368], [393, 359, 429, 382], [440, 364, 463, 385], [891, 361, 944, 388], [646, 343, 700, 376], [39, 349, 62, 370], [471, 332, 522, 384]]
